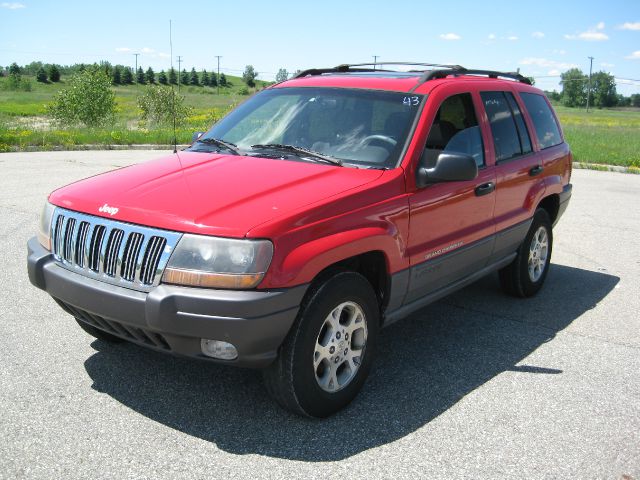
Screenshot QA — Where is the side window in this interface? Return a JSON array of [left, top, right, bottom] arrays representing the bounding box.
[[481, 91, 528, 162], [505, 92, 532, 155], [520, 92, 562, 149], [424, 93, 484, 167]]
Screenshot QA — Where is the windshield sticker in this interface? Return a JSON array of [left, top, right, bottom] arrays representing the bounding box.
[[403, 96, 421, 106]]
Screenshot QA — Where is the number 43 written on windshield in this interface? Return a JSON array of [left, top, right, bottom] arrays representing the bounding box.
[[403, 96, 420, 106]]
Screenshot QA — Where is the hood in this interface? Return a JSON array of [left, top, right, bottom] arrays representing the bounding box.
[[49, 151, 384, 237]]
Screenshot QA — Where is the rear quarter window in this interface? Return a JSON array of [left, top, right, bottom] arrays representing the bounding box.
[[519, 92, 562, 149]]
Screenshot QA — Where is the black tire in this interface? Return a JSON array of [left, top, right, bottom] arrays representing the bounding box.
[[499, 208, 553, 297], [263, 271, 380, 418], [75, 318, 123, 343]]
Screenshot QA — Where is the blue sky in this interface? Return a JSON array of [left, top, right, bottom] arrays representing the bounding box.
[[1, 0, 639, 94]]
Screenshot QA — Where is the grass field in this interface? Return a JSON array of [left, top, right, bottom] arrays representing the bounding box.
[[1, 76, 639, 167]]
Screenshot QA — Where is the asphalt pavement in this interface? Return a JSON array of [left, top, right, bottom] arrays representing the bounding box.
[[0, 150, 638, 479]]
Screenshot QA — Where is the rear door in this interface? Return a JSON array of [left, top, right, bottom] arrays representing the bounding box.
[[479, 89, 546, 263], [405, 86, 496, 304]]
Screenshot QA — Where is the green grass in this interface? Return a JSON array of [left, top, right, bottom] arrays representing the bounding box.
[[555, 106, 640, 168], [1, 78, 639, 168]]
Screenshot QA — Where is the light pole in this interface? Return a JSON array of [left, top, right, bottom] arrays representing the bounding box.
[[133, 53, 139, 84], [587, 56, 594, 112], [215, 55, 222, 94]]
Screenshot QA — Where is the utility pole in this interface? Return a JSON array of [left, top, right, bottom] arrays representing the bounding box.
[[587, 56, 594, 112], [372, 55, 379, 70], [215, 55, 222, 94], [177, 55, 183, 92], [133, 53, 139, 84]]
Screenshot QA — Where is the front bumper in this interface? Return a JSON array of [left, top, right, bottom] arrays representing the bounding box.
[[27, 237, 306, 368]]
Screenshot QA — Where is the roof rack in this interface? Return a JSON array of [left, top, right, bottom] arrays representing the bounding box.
[[293, 62, 464, 79], [416, 68, 532, 86], [291, 63, 532, 88]]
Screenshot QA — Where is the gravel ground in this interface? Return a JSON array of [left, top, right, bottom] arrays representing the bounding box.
[[0, 150, 638, 479]]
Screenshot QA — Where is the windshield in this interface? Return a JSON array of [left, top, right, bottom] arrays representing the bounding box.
[[191, 87, 423, 168]]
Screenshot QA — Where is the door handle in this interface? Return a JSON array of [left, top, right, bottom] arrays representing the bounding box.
[[529, 165, 544, 176], [475, 182, 495, 196]]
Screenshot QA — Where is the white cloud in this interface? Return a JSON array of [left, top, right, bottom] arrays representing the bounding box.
[[1, 2, 25, 8], [439, 33, 461, 41], [519, 57, 578, 70], [565, 22, 609, 41], [488, 33, 496, 40], [618, 22, 640, 30], [157, 52, 170, 59], [141, 47, 155, 54], [507, 35, 518, 41], [600, 62, 615, 68], [532, 31, 545, 38], [548, 69, 560, 76], [115, 47, 132, 53], [552, 49, 567, 55], [626, 50, 640, 59]]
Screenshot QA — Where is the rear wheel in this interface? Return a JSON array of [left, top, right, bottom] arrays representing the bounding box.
[[499, 208, 553, 297], [263, 272, 379, 417], [75, 318, 123, 343]]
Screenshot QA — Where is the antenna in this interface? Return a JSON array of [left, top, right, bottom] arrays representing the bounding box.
[[170, 20, 177, 154]]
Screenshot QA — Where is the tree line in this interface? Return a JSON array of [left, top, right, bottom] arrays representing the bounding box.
[[552, 68, 640, 108]]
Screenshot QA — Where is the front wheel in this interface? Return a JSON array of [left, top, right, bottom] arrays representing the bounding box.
[[499, 208, 553, 297], [263, 272, 379, 417]]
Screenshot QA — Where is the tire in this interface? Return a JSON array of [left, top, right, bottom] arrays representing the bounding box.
[[499, 208, 553, 298], [75, 318, 123, 343], [263, 271, 379, 418]]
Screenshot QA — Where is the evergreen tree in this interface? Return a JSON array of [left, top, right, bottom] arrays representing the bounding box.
[[219, 73, 227, 87], [158, 70, 168, 85], [180, 68, 189, 86], [168, 67, 177, 85], [145, 66, 155, 84], [190, 67, 200, 86], [9, 62, 21, 75], [122, 67, 133, 85], [136, 66, 146, 84], [48, 65, 61, 82], [201, 69, 210, 87], [36, 66, 48, 83], [209, 72, 218, 87], [111, 65, 122, 85]]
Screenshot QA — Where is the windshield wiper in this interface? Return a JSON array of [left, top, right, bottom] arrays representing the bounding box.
[[195, 137, 242, 155], [251, 144, 342, 166]]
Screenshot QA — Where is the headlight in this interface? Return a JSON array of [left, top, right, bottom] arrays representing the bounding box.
[[37, 202, 56, 251], [162, 234, 273, 289]]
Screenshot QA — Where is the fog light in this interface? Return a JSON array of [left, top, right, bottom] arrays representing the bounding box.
[[201, 339, 238, 360]]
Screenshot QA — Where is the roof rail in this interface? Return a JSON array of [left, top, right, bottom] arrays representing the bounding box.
[[419, 68, 532, 85], [292, 62, 464, 79]]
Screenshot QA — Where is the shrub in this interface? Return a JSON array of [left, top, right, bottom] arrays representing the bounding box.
[[136, 85, 192, 127], [238, 86, 250, 95], [36, 67, 48, 83], [47, 68, 116, 127]]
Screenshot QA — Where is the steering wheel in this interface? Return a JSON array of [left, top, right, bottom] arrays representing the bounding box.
[[361, 135, 397, 148]]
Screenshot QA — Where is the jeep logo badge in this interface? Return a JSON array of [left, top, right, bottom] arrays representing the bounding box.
[[98, 203, 119, 216]]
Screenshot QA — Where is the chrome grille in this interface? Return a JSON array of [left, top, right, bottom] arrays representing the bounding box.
[[50, 207, 182, 291]]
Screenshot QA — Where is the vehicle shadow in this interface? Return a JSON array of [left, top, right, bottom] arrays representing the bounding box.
[[83, 264, 618, 461]]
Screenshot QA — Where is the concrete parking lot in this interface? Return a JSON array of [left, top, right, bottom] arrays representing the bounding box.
[[1, 150, 638, 479]]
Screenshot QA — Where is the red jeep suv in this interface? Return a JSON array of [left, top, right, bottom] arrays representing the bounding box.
[[28, 63, 572, 417]]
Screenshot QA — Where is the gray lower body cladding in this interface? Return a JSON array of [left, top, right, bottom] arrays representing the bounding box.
[[27, 237, 307, 368]]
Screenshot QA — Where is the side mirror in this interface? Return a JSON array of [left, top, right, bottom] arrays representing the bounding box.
[[191, 131, 205, 143], [416, 151, 478, 188]]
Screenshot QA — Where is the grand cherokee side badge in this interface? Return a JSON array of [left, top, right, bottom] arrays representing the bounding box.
[[98, 203, 119, 216]]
